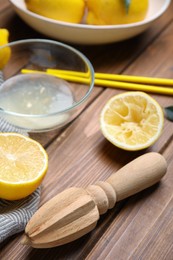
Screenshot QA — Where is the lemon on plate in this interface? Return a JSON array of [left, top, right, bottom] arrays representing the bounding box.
[[25, 0, 85, 24], [100, 91, 164, 151], [0, 28, 11, 69], [0, 133, 48, 200], [86, 0, 149, 25]]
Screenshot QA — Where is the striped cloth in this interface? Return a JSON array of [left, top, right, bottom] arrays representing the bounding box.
[[0, 72, 41, 243], [0, 188, 41, 243]]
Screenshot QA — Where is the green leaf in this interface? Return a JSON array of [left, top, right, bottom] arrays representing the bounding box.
[[164, 106, 173, 122], [124, 0, 131, 13]]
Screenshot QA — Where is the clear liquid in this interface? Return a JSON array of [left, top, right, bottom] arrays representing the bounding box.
[[0, 74, 75, 131], [0, 74, 74, 114]]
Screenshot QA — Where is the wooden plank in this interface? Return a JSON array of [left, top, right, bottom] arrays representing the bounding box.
[[130, 154, 173, 260], [0, 0, 10, 13]]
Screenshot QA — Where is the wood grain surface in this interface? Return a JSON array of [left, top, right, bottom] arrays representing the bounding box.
[[1, 1, 173, 259]]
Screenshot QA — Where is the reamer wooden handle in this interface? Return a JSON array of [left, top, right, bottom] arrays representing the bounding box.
[[86, 152, 167, 215]]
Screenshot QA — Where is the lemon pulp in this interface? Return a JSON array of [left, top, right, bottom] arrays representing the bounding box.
[[100, 91, 164, 151], [0, 133, 48, 200]]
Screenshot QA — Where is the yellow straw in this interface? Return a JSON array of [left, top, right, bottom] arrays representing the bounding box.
[[21, 69, 90, 84], [95, 72, 173, 86], [47, 68, 173, 86], [47, 69, 89, 78], [21, 69, 173, 96], [94, 78, 173, 95]]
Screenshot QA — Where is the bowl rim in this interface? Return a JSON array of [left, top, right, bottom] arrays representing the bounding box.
[[9, 0, 171, 30], [0, 38, 95, 118]]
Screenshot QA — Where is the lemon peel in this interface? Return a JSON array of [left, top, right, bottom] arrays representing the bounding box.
[[86, 0, 149, 25], [25, 0, 85, 24], [0, 28, 11, 69], [100, 91, 164, 151]]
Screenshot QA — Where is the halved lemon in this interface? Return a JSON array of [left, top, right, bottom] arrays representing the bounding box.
[[100, 91, 164, 151], [0, 133, 48, 200]]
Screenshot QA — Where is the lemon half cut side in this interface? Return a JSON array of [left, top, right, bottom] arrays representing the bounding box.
[[0, 133, 48, 200], [100, 91, 164, 151]]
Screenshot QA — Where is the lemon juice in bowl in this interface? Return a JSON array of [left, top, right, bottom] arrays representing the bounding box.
[[0, 38, 95, 131], [0, 73, 74, 131]]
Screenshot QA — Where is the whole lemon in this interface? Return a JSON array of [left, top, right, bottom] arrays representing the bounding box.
[[25, 0, 86, 24], [86, 0, 149, 25], [0, 28, 11, 70]]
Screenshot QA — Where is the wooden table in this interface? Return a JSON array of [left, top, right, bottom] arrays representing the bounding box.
[[1, 2, 173, 259]]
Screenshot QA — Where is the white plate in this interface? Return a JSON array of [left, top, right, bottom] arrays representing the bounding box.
[[9, 0, 171, 45]]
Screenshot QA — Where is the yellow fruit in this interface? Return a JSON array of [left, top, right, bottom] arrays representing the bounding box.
[[25, 0, 85, 24], [86, 0, 149, 25], [100, 91, 164, 151], [0, 28, 11, 69], [0, 133, 48, 200]]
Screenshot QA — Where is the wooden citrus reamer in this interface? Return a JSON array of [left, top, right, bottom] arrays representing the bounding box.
[[22, 152, 167, 248]]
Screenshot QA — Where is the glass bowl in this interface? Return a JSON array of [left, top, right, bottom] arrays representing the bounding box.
[[0, 39, 94, 132]]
